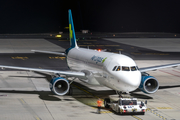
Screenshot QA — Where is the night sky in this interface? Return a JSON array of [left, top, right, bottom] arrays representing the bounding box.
[[0, 0, 180, 33]]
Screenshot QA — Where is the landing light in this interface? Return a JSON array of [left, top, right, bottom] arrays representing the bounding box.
[[98, 49, 101, 52]]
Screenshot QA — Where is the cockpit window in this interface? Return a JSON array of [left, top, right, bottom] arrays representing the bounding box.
[[122, 66, 130, 71], [112, 66, 117, 71], [130, 66, 137, 71], [116, 66, 121, 71]]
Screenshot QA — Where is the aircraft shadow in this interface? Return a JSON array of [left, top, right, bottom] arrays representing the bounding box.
[[0, 90, 61, 101], [1, 72, 180, 105]]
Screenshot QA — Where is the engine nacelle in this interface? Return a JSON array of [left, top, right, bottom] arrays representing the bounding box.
[[139, 76, 159, 94], [50, 77, 70, 96]]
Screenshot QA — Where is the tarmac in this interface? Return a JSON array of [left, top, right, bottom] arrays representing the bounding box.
[[0, 36, 180, 120]]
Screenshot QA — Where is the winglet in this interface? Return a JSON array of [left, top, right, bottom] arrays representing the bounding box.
[[68, 9, 78, 48]]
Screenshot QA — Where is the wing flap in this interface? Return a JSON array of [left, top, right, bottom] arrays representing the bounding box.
[[139, 63, 180, 72], [0, 65, 85, 77]]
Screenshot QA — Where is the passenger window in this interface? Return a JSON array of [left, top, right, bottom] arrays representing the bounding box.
[[112, 66, 117, 71], [130, 66, 137, 71], [116, 66, 121, 71], [122, 66, 130, 71]]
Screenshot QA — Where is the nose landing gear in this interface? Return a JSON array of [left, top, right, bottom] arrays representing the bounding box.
[[116, 91, 123, 98], [116, 91, 129, 98]]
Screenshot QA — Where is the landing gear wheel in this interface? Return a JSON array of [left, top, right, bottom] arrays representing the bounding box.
[[118, 108, 122, 115], [141, 112, 145, 115], [67, 86, 73, 95], [104, 98, 110, 108]]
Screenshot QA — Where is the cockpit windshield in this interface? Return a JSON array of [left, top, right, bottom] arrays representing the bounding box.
[[122, 66, 130, 71], [116, 66, 121, 71], [112, 66, 117, 71], [112, 66, 138, 71], [130, 66, 137, 71]]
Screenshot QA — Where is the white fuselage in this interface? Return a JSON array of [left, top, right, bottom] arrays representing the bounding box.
[[66, 47, 141, 93]]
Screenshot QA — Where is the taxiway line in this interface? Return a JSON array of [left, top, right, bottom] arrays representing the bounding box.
[[147, 108, 167, 120], [18, 98, 42, 120]]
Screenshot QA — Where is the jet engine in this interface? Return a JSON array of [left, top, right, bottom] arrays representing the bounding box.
[[50, 77, 70, 95], [139, 75, 159, 94]]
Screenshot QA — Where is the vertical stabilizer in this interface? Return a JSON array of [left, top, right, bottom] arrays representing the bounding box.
[[68, 9, 78, 48]]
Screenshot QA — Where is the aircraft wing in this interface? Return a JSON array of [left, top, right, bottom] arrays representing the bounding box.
[[0, 65, 85, 77], [31, 50, 66, 56], [139, 63, 180, 72]]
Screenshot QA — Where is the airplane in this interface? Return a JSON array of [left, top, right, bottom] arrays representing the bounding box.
[[0, 9, 180, 99]]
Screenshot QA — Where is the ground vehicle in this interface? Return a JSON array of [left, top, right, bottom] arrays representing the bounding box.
[[104, 97, 147, 115]]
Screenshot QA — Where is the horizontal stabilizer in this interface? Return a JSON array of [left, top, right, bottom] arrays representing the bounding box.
[[31, 50, 66, 56]]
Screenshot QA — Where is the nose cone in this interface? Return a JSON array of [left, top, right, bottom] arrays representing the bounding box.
[[128, 71, 141, 87], [120, 71, 141, 92]]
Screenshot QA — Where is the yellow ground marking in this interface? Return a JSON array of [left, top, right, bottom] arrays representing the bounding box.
[[34, 116, 41, 120], [157, 107, 172, 109], [20, 98, 26, 104], [132, 115, 142, 120], [49, 56, 65, 60], [100, 111, 112, 114], [19, 99, 41, 120], [55, 35, 61, 38], [12, 56, 28, 60], [147, 108, 167, 120]]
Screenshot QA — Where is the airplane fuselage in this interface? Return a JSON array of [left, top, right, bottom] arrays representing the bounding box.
[[67, 47, 141, 93]]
